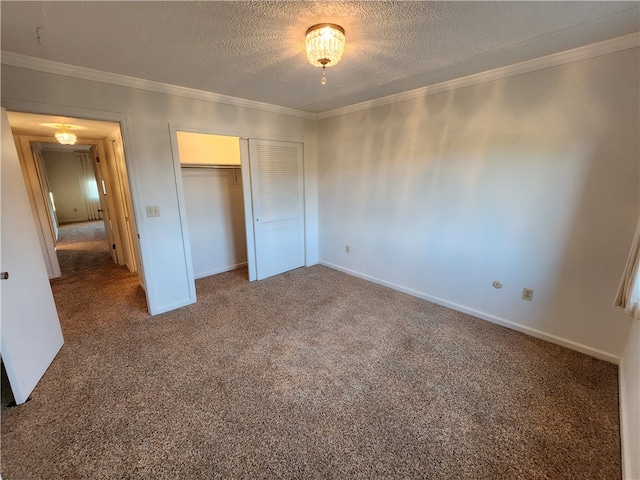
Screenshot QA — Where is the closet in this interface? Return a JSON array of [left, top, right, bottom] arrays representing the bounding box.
[[178, 132, 247, 279]]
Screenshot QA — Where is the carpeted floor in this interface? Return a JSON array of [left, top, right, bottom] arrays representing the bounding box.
[[1, 221, 621, 479]]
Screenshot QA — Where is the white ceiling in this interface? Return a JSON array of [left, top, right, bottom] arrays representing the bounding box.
[[1, 1, 639, 114]]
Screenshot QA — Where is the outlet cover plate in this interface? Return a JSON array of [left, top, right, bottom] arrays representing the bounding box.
[[146, 205, 160, 217]]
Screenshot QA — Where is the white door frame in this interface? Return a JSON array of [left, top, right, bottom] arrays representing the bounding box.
[[239, 138, 257, 281], [15, 136, 133, 268], [168, 129, 257, 282], [90, 144, 120, 265], [2, 100, 150, 311], [169, 124, 308, 290], [13, 136, 62, 278], [30, 142, 59, 242]]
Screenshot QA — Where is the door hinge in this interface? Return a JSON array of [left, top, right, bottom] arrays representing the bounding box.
[[112, 244, 116, 250], [96, 156, 100, 163]]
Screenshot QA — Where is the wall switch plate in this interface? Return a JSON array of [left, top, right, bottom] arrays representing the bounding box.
[[522, 288, 533, 301], [146, 205, 160, 217]]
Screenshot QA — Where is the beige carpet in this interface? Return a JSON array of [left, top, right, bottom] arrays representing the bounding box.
[[1, 221, 621, 479]]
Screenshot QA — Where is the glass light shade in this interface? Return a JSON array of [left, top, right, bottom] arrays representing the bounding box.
[[55, 129, 77, 145], [305, 23, 345, 68]]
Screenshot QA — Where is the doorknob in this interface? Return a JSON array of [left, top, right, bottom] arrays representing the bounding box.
[[1, 272, 8, 280]]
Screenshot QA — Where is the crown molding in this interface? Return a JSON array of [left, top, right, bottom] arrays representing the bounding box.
[[0, 52, 317, 120], [317, 32, 640, 120], [2, 31, 638, 122]]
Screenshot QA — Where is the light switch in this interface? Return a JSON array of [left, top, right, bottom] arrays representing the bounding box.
[[146, 205, 160, 217]]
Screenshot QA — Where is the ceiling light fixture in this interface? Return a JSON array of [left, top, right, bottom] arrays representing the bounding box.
[[305, 23, 345, 85], [54, 125, 77, 145]]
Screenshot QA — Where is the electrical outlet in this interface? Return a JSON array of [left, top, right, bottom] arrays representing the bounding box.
[[345, 245, 350, 253], [522, 288, 533, 301], [146, 205, 160, 217]]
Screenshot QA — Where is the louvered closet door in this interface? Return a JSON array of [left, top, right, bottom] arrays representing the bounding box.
[[249, 139, 304, 280]]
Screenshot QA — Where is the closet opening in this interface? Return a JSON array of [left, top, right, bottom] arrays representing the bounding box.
[[177, 132, 248, 280]]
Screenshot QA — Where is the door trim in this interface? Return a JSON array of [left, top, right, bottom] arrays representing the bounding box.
[[2, 100, 150, 312], [240, 138, 257, 281]]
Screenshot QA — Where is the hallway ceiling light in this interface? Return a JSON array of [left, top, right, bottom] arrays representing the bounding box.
[[54, 125, 77, 145], [305, 23, 345, 85]]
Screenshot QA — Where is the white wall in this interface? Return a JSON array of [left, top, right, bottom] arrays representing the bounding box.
[[1, 65, 318, 314], [621, 319, 640, 479], [42, 150, 88, 224], [182, 168, 247, 278], [318, 48, 639, 360]]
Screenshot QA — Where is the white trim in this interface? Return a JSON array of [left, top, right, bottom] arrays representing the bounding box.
[[317, 32, 640, 120], [14, 135, 62, 280], [240, 138, 257, 282], [194, 262, 248, 280], [320, 261, 622, 364], [169, 123, 305, 146], [1, 98, 152, 312], [0, 51, 316, 121], [148, 297, 196, 316], [3, 33, 638, 122], [619, 358, 631, 480], [168, 123, 198, 307]]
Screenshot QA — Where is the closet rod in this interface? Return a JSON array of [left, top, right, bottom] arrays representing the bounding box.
[[180, 164, 240, 169]]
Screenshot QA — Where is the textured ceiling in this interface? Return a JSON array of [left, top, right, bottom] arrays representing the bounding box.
[[1, 1, 639, 113]]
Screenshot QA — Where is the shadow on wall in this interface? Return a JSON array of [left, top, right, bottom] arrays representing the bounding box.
[[318, 49, 638, 355]]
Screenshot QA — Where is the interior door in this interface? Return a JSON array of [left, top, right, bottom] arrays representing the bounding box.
[[1, 107, 64, 405], [110, 142, 138, 273], [32, 144, 59, 242], [248, 139, 305, 280], [14, 136, 62, 279], [91, 145, 118, 264]]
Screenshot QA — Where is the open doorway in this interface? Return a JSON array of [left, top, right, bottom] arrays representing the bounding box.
[[34, 142, 133, 269], [176, 131, 248, 280], [6, 111, 145, 304]]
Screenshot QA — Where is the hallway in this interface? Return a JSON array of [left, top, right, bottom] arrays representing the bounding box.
[[50, 221, 147, 339]]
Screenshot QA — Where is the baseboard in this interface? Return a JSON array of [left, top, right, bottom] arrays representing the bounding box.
[[319, 261, 621, 364], [149, 297, 196, 315], [194, 262, 247, 280], [58, 218, 92, 225], [149, 263, 247, 314]]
